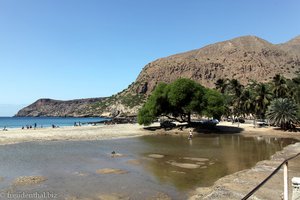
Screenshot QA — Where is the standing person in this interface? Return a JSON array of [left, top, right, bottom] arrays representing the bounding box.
[[34, 123, 37, 129], [188, 129, 193, 140]]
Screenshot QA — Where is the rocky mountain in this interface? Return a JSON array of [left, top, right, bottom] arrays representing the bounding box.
[[278, 35, 300, 55], [131, 35, 300, 94], [16, 98, 106, 117], [16, 35, 300, 117]]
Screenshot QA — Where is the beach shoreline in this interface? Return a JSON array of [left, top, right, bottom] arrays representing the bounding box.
[[0, 124, 151, 145], [1, 121, 299, 145]]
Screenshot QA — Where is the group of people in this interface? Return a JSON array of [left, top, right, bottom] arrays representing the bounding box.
[[52, 124, 59, 128], [74, 122, 82, 126], [22, 123, 38, 130]]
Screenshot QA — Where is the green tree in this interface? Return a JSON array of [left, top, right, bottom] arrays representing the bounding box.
[[253, 83, 272, 120], [266, 98, 299, 131], [138, 78, 224, 125], [167, 78, 206, 123], [229, 79, 243, 98], [215, 78, 229, 94], [287, 75, 300, 104], [228, 79, 244, 119], [272, 74, 288, 98], [138, 79, 206, 125], [239, 89, 255, 117], [203, 88, 225, 120], [137, 83, 168, 125], [287, 75, 300, 120]]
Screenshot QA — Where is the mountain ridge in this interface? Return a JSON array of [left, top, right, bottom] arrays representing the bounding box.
[[16, 35, 300, 117]]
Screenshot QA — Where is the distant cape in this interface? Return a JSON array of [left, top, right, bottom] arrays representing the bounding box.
[[15, 98, 106, 117]]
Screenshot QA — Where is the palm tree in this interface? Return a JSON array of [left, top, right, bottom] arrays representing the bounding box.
[[266, 98, 299, 131], [239, 89, 254, 117], [228, 79, 244, 124], [253, 83, 272, 122], [229, 79, 243, 98], [287, 75, 300, 104], [272, 74, 288, 98], [215, 78, 229, 94]]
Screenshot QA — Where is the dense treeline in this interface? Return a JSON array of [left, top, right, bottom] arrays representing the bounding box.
[[215, 74, 300, 130], [138, 74, 300, 131]]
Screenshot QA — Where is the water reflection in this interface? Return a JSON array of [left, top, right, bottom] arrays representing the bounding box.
[[138, 134, 296, 190], [0, 135, 296, 199]]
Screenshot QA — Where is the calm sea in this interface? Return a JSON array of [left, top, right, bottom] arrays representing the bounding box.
[[0, 117, 107, 129]]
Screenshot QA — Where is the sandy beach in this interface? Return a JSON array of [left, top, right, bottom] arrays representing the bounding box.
[[1, 122, 300, 200], [1, 121, 299, 145], [0, 124, 151, 145]]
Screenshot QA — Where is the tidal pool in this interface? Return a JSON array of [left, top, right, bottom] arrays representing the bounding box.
[[0, 134, 297, 199]]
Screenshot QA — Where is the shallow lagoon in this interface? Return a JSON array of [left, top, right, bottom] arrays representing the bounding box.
[[0, 134, 297, 199]]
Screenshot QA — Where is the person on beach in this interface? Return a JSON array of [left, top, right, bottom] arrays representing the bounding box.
[[34, 123, 37, 129], [3, 126, 8, 131], [188, 129, 193, 140]]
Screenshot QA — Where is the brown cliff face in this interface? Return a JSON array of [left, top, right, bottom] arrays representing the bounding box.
[[16, 35, 300, 117], [132, 36, 300, 94], [278, 35, 300, 55]]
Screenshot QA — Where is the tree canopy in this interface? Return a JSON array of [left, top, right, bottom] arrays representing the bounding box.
[[137, 74, 300, 131], [213, 74, 300, 131], [138, 78, 224, 125]]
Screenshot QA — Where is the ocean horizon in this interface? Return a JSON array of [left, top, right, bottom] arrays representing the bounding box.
[[0, 116, 107, 129]]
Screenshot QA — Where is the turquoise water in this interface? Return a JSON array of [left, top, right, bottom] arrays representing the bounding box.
[[0, 117, 107, 129]]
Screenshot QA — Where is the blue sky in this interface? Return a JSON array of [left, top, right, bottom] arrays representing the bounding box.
[[0, 0, 299, 116]]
